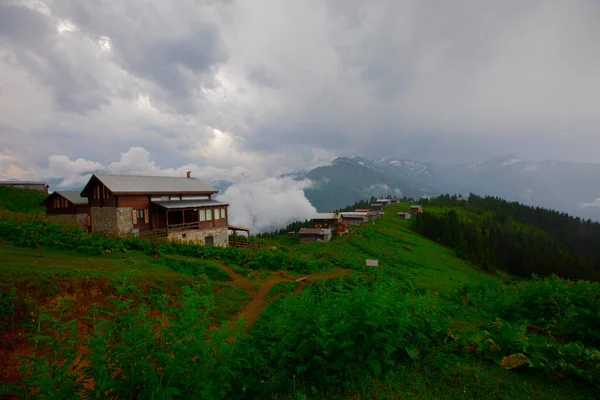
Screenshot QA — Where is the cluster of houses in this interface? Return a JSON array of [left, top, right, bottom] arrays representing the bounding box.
[[4, 175, 425, 248], [298, 198, 421, 243], [36, 173, 239, 248]]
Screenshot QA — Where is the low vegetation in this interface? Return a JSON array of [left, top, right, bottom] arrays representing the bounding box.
[[0, 187, 598, 399]]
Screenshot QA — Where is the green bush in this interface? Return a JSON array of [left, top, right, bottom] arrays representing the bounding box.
[[239, 282, 450, 396]]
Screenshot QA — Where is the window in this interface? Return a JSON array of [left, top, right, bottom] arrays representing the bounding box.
[[199, 210, 206, 221], [214, 209, 220, 220], [137, 209, 145, 220], [206, 209, 213, 220], [220, 208, 226, 219]]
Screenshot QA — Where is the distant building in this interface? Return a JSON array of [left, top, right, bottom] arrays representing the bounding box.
[[390, 199, 400, 204], [41, 191, 90, 230], [298, 228, 332, 243], [0, 180, 49, 193], [376, 199, 391, 206], [397, 212, 411, 220], [354, 208, 370, 213], [410, 205, 423, 215], [340, 211, 369, 226], [311, 212, 341, 232], [337, 220, 352, 235], [370, 203, 383, 212]]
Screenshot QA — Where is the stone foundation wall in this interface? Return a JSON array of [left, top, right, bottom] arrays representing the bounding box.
[[91, 207, 134, 235], [91, 207, 117, 234], [116, 207, 134, 235], [168, 227, 228, 247]]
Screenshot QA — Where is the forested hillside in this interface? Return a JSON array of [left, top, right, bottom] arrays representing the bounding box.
[[414, 194, 600, 281]]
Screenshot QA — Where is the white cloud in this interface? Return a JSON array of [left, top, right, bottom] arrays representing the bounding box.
[[363, 183, 400, 197], [580, 199, 600, 209], [45, 154, 103, 176], [216, 177, 317, 233]]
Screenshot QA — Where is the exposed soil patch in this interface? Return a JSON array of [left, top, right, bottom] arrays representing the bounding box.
[[216, 264, 351, 328]]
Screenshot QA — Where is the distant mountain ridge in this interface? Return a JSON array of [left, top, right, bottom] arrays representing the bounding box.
[[296, 155, 600, 221]]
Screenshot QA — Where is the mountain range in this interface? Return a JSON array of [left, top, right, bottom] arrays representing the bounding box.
[[298, 155, 600, 221]]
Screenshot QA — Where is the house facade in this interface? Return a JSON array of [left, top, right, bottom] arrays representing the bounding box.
[[370, 203, 383, 212], [80, 173, 230, 247], [311, 213, 341, 232], [41, 191, 90, 230], [1, 181, 49, 193], [397, 212, 411, 220], [337, 220, 352, 235], [410, 205, 423, 214], [340, 211, 369, 226], [298, 228, 332, 243], [376, 199, 391, 206]]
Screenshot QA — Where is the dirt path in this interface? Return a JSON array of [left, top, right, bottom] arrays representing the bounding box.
[[217, 265, 351, 328]]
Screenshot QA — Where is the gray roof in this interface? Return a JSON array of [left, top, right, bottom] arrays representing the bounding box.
[[299, 228, 332, 235], [93, 174, 217, 194], [340, 212, 369, 218], [152, 199, 228, 210], [312, 213, 339, 220], [56, 191, 87, 205]]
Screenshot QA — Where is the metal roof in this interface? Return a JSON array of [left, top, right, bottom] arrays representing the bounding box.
[[340, 212, 369, 218], [56, 191, 87, 205], [93, 174, 217, 194], [312, 213, 339, 220], [299, 228, 332, 235], [151, 199, 228, 209]]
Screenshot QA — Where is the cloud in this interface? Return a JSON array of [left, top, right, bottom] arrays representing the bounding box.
[[45, 155, 103, 176], [363, 183, 401, 197], [2, 0, 600, 190], [216, 178, 317, 233], [580, 199, 600, 209]]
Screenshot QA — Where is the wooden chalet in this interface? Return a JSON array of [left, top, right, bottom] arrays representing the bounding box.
[[80, 173, 232, 246], [41, 191, 90, 230], [311, 213, 341, 232], [337, 220, 352, 235], [410, 205, 423, 215], [370, 203, 383, 212], [298, 228, 332, 243], [340, 211, 369, 226], [397, 212, 411, 220]]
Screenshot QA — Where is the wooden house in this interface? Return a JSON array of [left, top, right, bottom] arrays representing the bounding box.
[[80, 173, 230, 247], [337, 220, 352, 235], [340, 211, 369, 226], [376, 199, 391, 206], [354, 208, 370, 213], [298, 228, 332, 243], [1, 180, 49, 193], [41, 191, 90, 230], [390, 199, 400, 204], [410, 205, 423, 215], [311, 213, 341, 232], [370, 203, 383, 212], [397, 212, 411, 220]]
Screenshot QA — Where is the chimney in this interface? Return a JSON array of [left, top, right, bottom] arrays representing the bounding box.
[[186, 171, 191, 179]]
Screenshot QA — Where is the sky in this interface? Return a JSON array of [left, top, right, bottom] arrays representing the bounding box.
[[1, 0, 600, 230]]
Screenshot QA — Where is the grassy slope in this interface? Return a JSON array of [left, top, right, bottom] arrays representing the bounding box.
[[264, 204, 594, 399], [0, 189, 593, 398], [0, 186, 47, 213], [272, 202, 500, 291]]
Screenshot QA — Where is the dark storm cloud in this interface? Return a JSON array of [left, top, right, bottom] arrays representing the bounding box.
[[2, 0, 600, 185], [49, 1, 229, 114]]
